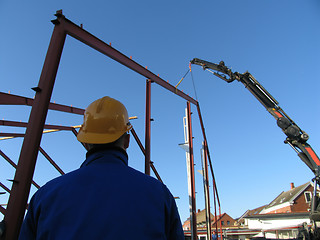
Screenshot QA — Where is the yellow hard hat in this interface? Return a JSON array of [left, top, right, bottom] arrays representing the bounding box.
[[77, 96, 132, 144]]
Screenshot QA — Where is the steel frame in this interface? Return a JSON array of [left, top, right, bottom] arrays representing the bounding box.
[[0, 10, 221, 240]]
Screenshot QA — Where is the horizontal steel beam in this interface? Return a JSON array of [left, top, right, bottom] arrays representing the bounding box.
[[55, 13, 198, 105], [0, 133, 25, 138], [0, 120, 76, 131], [0, 92, 84, 115]]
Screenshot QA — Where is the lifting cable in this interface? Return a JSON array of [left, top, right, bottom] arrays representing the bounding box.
[[175, 63, 198, 101], [190, 63, 198, 101]]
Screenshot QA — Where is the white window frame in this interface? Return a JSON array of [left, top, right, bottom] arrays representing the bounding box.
[[304, 191, 312, 203]]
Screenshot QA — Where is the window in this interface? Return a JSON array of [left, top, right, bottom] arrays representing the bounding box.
[[227, 221, 230, 225], [221, 221, 224, 226], [305, 191, 312, 203]]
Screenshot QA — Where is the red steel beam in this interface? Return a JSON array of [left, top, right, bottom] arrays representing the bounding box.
[[197, 103, 222, 238], [130, 128, 146, 155], [145, 79, 151, 175], [0, 133, 25, 138], [39, 147, 65, 175], [196, 103, 221, 206], [130, 128, 163, 183], [187, 101, 197, 240], [71, 128, 89, 151], [2, 18, 67, 240], [0, 150, 40, 190], [0, 182, 10, 194], [0, 120, 75, 131], [0, 206, 5, 215], [0, 92, 84, 115], [54, 12, 198, 106], [203, 141, 212, 240]]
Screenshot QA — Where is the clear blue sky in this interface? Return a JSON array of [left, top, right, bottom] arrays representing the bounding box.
[[1, 1, 319, 224]]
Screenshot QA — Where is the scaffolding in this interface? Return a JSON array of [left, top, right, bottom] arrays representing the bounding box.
[[0, 10, 221, 240]]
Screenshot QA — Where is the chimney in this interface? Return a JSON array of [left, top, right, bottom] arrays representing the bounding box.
[[290, 182, 295, 189]]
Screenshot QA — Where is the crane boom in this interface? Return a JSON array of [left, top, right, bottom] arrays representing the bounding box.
[[191, 58, 320, 237], [190, 58, 320, 177]]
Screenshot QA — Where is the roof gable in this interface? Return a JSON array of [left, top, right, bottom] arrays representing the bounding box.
[[262, 182, 310, 213]]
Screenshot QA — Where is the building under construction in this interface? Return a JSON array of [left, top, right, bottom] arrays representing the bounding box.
[[0, 11, 222, 240]]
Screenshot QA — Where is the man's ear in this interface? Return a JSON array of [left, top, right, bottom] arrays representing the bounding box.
[[124, 134, 130, 149]]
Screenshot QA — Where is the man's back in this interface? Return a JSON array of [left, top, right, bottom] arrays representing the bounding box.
[[19, 149, 184, 240]]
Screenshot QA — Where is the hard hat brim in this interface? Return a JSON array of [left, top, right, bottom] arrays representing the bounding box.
[[77, 125, 132, 144]]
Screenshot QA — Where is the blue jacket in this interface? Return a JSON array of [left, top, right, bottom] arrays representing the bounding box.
[[19, 148, 184, 240]]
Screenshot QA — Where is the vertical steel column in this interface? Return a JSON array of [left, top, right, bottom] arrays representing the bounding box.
[[213, 186, 218, 236], [218, 206, 223, 240], [187, 101, 197, 240], [2, 22, 66, 240], [203, 141, 212, 240], [145, 79, 151, 175]]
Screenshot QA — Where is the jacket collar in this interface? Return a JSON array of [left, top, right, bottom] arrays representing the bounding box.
[[81, 147, 128, 167]]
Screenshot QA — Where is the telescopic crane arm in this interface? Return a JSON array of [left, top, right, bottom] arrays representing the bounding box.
[[190, 58, 320, 178]]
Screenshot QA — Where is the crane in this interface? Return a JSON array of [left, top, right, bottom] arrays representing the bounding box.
[[191, 58, 320, 239]]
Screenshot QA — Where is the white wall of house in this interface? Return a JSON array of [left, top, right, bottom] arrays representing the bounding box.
[[247, 217, 310, 230]]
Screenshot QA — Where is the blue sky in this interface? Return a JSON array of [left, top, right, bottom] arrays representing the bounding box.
[[1, 1, 319, 224]]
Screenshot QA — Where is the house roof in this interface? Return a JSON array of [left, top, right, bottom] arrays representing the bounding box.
[[236, 205, 267, 222], [247, 205, 267, 216], [264, 182, 310, 210], [196, 209, 214, 223], [183, 210, 231, 225]]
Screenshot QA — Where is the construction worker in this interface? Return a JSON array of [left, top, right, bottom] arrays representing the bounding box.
[[19, 96, 184, 239]]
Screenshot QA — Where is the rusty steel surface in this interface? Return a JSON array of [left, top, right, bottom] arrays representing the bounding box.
[[0, 183, 10, 194], [0, 120, 76, 131], [2, 20, 67, 240], [0, 92, 85, 115], [39, 147, 65, 175], [187, 101, 197, 240], [203, 141, 212, 240], [196, 104, 221, 205], [0, 133, 25, 138], [0, 206, 5, 216], [71, 128, 89, 151], [130, 128, 163, 183], [0, 150, 40, 190], [145, 79, 151, 175]]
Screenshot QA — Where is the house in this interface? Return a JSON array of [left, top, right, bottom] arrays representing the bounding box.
[[260, 182, 312, 214], [235, 205, 267, 227], [183, 209, 214, 231], [183, 209, 236, 230], [183, 182, 316, 239], [183, 209, 236, 239], [226, 182, 316, 239], [211, 212, 236, 229]]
